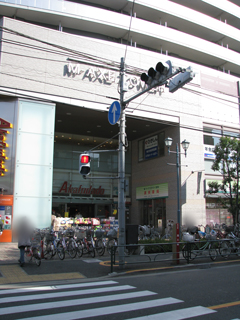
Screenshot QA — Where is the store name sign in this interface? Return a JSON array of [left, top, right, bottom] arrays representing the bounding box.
[[59, 181, 105, 195], [145, 135, 158, 159], [136, 183, 168, 200], [66, 62, 164, 94], [204, 144, 215, 159]]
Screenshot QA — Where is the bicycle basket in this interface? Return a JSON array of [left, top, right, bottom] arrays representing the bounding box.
[[205, 233, 217, 240], [182, 232, 195, 242], [65, 229, 74, 237], [95, 229, 104, 239], [75, 229, 86, 239], [107, 228, 117, 239]]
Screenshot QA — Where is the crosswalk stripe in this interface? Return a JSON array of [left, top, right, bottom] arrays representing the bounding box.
[[0, 290, 157, 315], [0, 280, 118, 296], [125, 306, 216, 319], [16, 297, 183, 320], [0, 285, 135, 304]]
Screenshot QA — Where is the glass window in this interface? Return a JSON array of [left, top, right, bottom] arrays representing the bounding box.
[[203, 127, 221, 135], [203, 135, 220, 146], [223, 130, 240, 138], [204, 159, 215, 174]]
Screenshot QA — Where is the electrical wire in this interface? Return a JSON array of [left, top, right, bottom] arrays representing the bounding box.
[[1, 26, 240, 131], [124, 0, 135, 63]]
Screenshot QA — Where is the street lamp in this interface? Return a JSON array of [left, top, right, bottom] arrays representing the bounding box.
[[165, 137, 190, 226]]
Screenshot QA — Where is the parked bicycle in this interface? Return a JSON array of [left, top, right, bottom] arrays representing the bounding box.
[[60, 228, 78, 259], [93, 227, 106, 256], [182, 230, 218, 261], [24, 229, 41, 266], [81, 228, 95, 258], [107, 227, 118, 255], [43, 229, 65, 260]]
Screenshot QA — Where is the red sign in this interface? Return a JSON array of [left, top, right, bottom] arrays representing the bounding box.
[[59, 181, 105, 196]]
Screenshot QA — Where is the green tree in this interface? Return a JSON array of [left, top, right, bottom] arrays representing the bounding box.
[[207, 136, 240, 225]]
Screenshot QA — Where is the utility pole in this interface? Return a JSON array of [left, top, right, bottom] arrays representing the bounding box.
[[117, 58, 194, 269], [118, 57, 126, 269]]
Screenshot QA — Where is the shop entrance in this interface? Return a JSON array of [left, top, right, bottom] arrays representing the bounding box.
[[143, 198, 166, 234]]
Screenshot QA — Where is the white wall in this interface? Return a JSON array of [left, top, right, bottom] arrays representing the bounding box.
[[13, 99, 55, 229]]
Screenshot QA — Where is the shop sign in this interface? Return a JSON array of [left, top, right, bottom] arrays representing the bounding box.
[[204, 144, 215, 159], [145, 135, 158, 159], [136, 183, 168, 200], [59, 181, 105, 195], [66, 62, 165, 95]]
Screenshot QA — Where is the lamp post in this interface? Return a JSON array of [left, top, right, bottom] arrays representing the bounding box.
[[164, 137, 190, 227]]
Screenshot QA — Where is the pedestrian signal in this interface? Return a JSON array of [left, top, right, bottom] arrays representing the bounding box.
[[79, 154, 91, 176]]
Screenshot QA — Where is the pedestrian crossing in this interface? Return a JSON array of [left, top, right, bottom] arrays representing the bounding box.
[[0, 279, 220, 319]]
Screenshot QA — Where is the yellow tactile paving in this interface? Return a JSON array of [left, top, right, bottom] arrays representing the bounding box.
[[0, 265, 85, 284]]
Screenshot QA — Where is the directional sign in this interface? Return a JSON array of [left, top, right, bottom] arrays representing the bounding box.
[[108, 101, 121, 125]]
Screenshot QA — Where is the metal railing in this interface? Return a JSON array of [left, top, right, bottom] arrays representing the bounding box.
[[110, 239, 240, 273]]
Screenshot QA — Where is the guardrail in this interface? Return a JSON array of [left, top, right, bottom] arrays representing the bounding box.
[[110, 239, 240, 273]]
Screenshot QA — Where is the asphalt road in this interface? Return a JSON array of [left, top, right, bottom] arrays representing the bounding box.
[[1, 263, 240, 319]]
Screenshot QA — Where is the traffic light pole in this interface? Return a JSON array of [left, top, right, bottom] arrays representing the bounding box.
[[117, 58, 193, 269], [118, 57, 126, 269]]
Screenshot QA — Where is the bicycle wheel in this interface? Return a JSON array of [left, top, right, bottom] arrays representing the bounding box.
[[209, 242, 218, 261], [33, 249, 41, 266], [76, 240, 83, 257], [182, 243, 198, 261], [107, 239, 116, 255], [57, 242, 65, 260], [67, 239, 77, 259], [219, 241, 231, 259], [52, 241, 57, 257], [95, 239, 105, 256], [88, 243, 95, 258], [82, 240, 89, 255], [43, 241, 53, 259], [24, 247, 32, 263]]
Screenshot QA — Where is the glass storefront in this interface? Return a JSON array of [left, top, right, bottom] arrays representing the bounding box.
[[52, 131, 131, 219], [143, 198, 166, 234]]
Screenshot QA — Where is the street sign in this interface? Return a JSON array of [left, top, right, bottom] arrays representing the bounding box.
[[108, 101, 121, 125]]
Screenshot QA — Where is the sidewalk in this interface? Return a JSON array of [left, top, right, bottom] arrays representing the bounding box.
[[1, 242, 240, 286], [0, 242, 186, 285]]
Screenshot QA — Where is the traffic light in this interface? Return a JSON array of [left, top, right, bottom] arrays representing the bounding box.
[[79, 153, 91, 176], [141, 60, 173, 86], [169, 67, 193, 93]]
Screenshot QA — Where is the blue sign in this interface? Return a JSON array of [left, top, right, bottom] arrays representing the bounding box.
[[108, 101, 121, 125], [145, 146, 158, 159]]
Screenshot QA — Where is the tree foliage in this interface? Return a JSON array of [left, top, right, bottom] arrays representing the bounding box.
[[207, 136, 240, 224]]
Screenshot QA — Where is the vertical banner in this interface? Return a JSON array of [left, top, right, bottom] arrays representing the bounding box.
[[197, 172, 202, 194]]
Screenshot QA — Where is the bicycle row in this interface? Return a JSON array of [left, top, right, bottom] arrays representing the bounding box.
[[182, 226, 240, 262], [41, 226, 119, 261]]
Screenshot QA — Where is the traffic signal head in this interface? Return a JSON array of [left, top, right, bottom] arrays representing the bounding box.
[[169, 67, 194, 93], [79, 153, 91, 176], [140, 60, 173, 86]]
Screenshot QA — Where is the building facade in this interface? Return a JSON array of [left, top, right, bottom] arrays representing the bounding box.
[[0, 0, 239, 241]]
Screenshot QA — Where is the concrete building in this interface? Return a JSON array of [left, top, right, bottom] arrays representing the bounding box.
[[0, 0, 239, 241]]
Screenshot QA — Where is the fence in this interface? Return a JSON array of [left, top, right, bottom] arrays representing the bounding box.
[[110, 239, 240, 273]]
